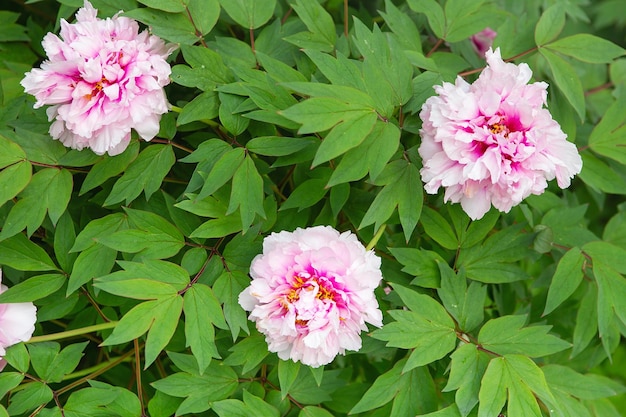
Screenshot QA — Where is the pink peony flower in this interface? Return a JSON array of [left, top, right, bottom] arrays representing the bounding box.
[[239, 226, 383, 368], [418, 48, 582, 220], [470, 27, 497, 58], [21, 1, 176, 156], [0, 270, 37, 371]]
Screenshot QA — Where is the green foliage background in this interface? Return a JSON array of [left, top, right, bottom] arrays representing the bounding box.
[[1, 0, 626, 416]]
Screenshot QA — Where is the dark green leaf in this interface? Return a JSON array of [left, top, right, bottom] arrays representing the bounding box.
[[218, 0, 276, 29], [540, 48, 585, 121], [0, 233, 58, 271], [543, 247, 585, 315], [0, 160, 31, 207], [105, 145, 176, 205], [0, 274, 65, 303], [534, 3, 566, 45], [79, 140, 139, 195], [228, 156, 266, 232], [545, 34, 625, 63], [478, 315, 571, 357]]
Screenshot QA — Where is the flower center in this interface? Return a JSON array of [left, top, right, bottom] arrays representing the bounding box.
[[489, 122, 508, 137], [85, 77, 108, 100], [283, 272, 339, 328]]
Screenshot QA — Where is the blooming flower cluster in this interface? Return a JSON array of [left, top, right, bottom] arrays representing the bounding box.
[[0, 271, 37, 371], [239, 226, 383, 367], [418, 48, 582, 220], [21, 1, 176, 156]]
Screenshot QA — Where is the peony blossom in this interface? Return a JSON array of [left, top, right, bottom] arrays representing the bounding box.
[[239, 226, 383, 368], [418, 48, 582, 220], [470, 27, 497, 58], [0, 270, 37, 371], [21, 1, 176, 156]]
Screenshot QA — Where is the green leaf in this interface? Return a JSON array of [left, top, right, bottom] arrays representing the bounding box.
[[223, 334, 268, 374], [247, 136, 315, 157], [353, 19, 413, 115], [397, 163, 423, 242], [301, 50, 366, 92], [380, 0, 422, 53], [437, 263, 486, 333], [104, 144, 175, 206], [151, 363, 238, 400], [593, 262, 626, 359], [0, 273, 65, 303], [478, 315, 571, 357], [67, 244, 117, 295], [108, 259, 191, 289], [186, 0, 220, 35], [389, 247, 444, 288], [280, 178, 329, 211], [444, 343, 490, 417], [0, 160, 31, 207], [350, 359, 435, 415], [444, 1, 501, 43], [588, 95, 626, 165], [572, 283, 598, 357], [545, 34, 625, 63], [94, 275, 179, 300], [0, 372, 24, 400], [138, 0, 187, 12], [144, 295, 184, 367], [178, 91, 219, 125], [359, 162, 423, 240], [189, 214, 242, 239], [4, 343, 30, 373], [0, 133, 26, 168], [123, 8, 198, 45], [218, 93, 250, 136], [374, 309, 457, 372], [90, 291, 154, 347], [539, 48, 585, 121], [213, 270, 250, 340], [6, 381, 53, 415], [228, 156, 266, 232], [328, 121, 400, 186], [285, 0, 336, 52], [0, 233, 58, 271], [278, 359, 301, 399], [583, 240, 626, 274], [64, 383, 142, 417], [420, 207, 458, 250], [281, 97, 374, 135], [407, 0, 445, 39], [53, 211, 77, 273], [543, 247, 585, 315], [183, 284, 226, 373], [578, 152, 626, 194], [543, 365, 626, 400], [197, 147, 245, 200], [534, 3, 566, 46], [299, 406, 335, 417], [79, 140, 139, 195], [71, 213, 129, 252], [102, 295, 184, 367], [0, 167, 72, 239], [373, 284, 456, 371], [29, 342, 88, 383], [459, 224, 533, 284], [123, 207, 185, 259], [218, 0, 276, 29], [419, 405, 463, 417]]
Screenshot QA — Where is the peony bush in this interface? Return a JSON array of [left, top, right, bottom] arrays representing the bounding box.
[[1, 0, 626, 416]]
